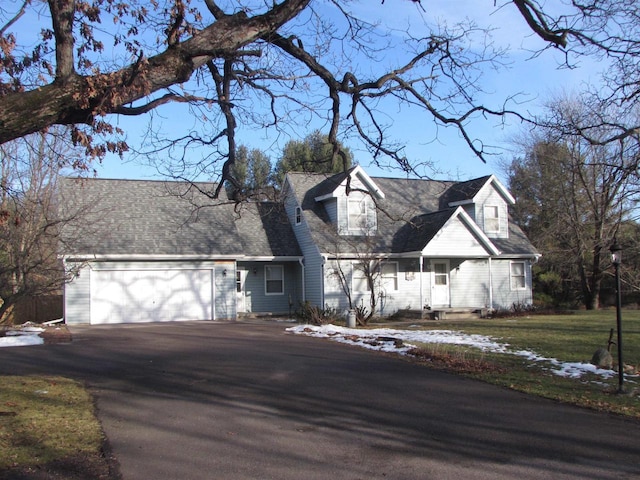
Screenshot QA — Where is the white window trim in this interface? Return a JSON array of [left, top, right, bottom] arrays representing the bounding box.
[[484, 205, 500, 233], [265, 265, 284, 295], [510, 261, 527, 290], [295, 206, 302, 225]]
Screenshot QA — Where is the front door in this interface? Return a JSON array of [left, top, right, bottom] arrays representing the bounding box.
[[236, 268, 247, 313], [431, 260, 450, 307]]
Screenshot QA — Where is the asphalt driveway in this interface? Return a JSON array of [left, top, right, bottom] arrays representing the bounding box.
[[0, 320, 639, 480]]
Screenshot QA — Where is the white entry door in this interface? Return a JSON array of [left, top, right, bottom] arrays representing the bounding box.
[[431, 260, 450, 307]]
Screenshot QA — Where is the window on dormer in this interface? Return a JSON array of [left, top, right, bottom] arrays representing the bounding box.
[[348, 194, 367, 231], [484, 205, 499, 233], [295, 206, 302, 225]]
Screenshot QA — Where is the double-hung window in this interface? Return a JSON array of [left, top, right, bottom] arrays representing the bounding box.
[[352, 262, 370, 292], [510, 262, 526, 290], [484, 205, 500, 234], [348, 195, 367, 231], [265, 265, 284, 295], [381, 262, 398, 291]]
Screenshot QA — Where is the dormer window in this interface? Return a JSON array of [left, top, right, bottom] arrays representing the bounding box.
[[484, 205, 499, 233], [295, 206, 302, 225], [348, 194, 368, 231]]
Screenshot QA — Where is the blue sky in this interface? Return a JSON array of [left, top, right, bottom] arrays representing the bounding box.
[[91, 1, 603, 184]]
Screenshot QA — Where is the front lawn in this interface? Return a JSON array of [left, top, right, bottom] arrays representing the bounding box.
[[408, 309, 640, 417]]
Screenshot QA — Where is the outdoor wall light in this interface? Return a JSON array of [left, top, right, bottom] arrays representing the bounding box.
[[253, 268, 258, 275], [222, 269, 227, 277]]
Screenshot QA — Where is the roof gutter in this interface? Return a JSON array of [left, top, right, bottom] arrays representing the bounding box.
[[61, 254, 303, 262]]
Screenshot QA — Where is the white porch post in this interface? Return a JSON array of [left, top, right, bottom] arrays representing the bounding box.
[[419, 255, 424, 312], [488, 257, 493, 311]]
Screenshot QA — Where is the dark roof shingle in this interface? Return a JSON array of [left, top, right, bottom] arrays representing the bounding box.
[[59, 177, 301, 258]]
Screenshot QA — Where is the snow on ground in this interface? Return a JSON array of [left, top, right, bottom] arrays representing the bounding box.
[[287, 324, 622, 381], [0, 325, 45, 347]]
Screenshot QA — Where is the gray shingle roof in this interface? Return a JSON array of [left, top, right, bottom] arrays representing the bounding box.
[[59, 177, 301, 258], [439, 175, 491, 207], [285, 171, 538, 257]]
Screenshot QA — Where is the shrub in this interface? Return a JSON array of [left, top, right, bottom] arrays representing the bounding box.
[[296, 302, 341, 325]]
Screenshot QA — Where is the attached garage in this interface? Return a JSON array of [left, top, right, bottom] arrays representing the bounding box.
[[59, 178, 303, 325], [90, 268, 214, 324]]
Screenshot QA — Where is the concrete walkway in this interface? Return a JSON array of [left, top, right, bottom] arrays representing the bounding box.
[[0, 320, 639, 479]]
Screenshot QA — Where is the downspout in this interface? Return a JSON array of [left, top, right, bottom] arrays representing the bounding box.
[[321, 255, 328, 307], [298, 258, 306, 303]]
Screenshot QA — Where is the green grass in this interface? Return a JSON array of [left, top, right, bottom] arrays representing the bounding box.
[[0, 376, 104, 471], [405, 309, 640, 418]]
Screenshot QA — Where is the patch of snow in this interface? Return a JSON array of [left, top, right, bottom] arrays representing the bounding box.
[[0, 323, 46, 347], [287, 324, 624, 381], [0, 334, 44, 347]]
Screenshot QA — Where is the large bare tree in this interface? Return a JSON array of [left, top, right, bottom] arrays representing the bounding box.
[[2, 0, 640, 185], [507, 95, 640, 309], [0, 129, 89, 323]]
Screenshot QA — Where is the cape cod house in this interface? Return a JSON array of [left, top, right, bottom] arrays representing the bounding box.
[[60, 167, 539, 325]]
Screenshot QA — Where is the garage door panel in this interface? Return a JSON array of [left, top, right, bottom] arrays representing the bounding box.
[[91, 269, 214, 324]]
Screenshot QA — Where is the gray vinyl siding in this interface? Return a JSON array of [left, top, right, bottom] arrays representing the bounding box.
[[303, 251, 324, 307], [239, 261, 301, 314], [214, 261, 235, 320], [64, 262, 91, 325], [283, 188, 324, 307], [490, 259, 533, 310], [324, 198, 338, 224], [449, 259, 492, 309]]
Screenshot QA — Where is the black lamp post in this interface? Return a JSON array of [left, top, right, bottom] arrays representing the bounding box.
[[610, 238, 624, 393]]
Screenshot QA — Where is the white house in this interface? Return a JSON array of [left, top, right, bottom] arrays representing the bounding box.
[[282, 166, 540, 317], [59, 167, 539, 324]]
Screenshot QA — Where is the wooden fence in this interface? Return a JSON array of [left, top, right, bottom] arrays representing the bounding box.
[[5, 295, 63, 325]]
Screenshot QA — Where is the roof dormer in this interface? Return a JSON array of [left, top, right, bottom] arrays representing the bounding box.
[[314, 166, 385, 236], [446, 175, 515, 239]]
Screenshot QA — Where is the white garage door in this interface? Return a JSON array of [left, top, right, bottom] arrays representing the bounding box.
[[91, 269, 214, 324]]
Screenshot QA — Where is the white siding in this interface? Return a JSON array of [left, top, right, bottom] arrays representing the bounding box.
[[324, 259, 423, 316], [449, 259, 491, 308], [423, 216, 489, 257]]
